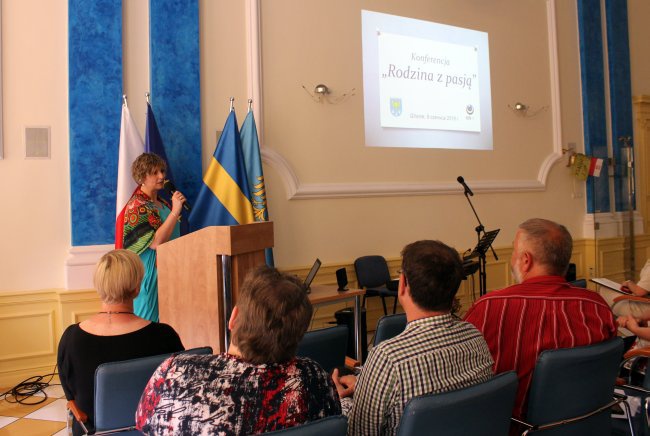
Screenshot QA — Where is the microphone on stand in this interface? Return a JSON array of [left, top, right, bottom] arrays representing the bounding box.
[[457, 176, 474, 196], [163, 180, 192, 212]]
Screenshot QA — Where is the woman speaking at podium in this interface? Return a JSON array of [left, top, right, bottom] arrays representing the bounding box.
[[121, 152, 186, 322]]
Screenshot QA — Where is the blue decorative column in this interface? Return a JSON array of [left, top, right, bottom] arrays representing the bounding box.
[[605, 0, 635, 211], [577, 0, 610, 214], [69, 0, 122, 245], [149, 0, 202, 204]]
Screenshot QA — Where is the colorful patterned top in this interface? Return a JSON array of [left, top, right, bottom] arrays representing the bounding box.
[[135, 353, 341, 435], [122, 187, 170, 254]]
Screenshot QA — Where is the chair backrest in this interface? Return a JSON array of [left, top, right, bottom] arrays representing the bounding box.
[[93, 346, 212, 432], [296, 325, 348, 373], [525, 337, 623, 435], [396, 371, 518, 436], [354, 255, 391, 289], [568, 278, 588, 288], [262, 415, 348, 435], [373, 313, 407, 346]]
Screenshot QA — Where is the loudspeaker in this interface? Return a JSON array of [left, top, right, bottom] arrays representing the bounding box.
[[25, 126, 51, 159], [336, 268, 348, 291]]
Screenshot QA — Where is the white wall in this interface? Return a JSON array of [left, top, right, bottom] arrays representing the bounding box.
[[0, 0, 69, 291]]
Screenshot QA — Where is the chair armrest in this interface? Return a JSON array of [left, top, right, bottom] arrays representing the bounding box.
[[624, 347, 650, 359], [613, 295, 650, 304], [67, 400, 92, 434], [67, 400, 88, 424], [345, 356, 361, 368], [618, 383, 650, 395], [511, 395, 626, 435]]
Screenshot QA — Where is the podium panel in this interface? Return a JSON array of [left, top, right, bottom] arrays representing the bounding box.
[[157, 222, 273, 353]]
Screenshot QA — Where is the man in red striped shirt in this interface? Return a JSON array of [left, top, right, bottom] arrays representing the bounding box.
[[464, 218, 616, 419]]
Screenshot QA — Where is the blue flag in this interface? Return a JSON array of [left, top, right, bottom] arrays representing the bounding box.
[[241, 111, 274, 265], [145, 103, 189, 234], [145, 103, 174, 178], [189, 111, 254, 230]]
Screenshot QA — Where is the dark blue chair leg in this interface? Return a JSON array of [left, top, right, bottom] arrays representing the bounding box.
[[380, 296, 388, 315]]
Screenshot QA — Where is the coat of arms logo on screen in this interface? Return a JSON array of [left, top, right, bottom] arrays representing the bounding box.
[[390, 98, 402, 116]]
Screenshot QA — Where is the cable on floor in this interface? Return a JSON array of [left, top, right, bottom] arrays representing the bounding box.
[[0, 365, 59, 405]]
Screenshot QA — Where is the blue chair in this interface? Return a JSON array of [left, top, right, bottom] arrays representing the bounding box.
[[296, 325, 348, 373], [396, 371, 518, 436], [68, 346, 212, 435], [355, 256, 398, 315], [568, 278, 588, 288], [513, 338, 634, 436], [373, 313, 407, 346], [263, 415, 348, 435]]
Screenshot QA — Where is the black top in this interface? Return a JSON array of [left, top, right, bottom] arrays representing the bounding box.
[[57, 322, 183, 435]]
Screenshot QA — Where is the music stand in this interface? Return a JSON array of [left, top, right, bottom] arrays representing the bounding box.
[[465, 229, 500, 296], [457, 176, 500, 297]]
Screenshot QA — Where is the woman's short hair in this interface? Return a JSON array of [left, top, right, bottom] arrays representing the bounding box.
[[131, 152, 166, 185], [233, 266, 313, 364], [93, 249, 144, 304]]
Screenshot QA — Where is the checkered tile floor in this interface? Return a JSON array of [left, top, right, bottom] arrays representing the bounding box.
[[0, 379, 68, 436]]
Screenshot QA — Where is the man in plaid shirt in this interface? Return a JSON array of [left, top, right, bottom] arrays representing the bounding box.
[[333, 240, 494, 436]]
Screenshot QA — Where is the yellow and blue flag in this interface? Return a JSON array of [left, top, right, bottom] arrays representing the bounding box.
[[241, 111, 274, 265], [189, 111, 254, 230]]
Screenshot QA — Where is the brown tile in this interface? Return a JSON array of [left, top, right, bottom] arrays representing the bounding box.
[[0, 397, 55, 419], [0, 418, 65, 435]]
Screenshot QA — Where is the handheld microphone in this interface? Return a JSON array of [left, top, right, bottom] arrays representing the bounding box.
[[457, 176, 474, 197], [163, 180, 192, 212]]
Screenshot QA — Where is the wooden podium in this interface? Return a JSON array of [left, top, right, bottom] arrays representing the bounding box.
[[157, 221, 273, 353]]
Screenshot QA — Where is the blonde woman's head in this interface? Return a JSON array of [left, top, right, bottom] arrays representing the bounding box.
[[93, 249, 144, 304]]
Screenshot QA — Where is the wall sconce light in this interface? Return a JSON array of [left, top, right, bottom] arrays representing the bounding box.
[[302, 83, 355, 104], [508, 101, 548, 117], [512, 102, 527, 112], [314, 84, 329, 96]]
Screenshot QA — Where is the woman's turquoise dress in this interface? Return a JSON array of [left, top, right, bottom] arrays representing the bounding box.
[[122, 187, 180, 323], [134, 203, 180, 322]]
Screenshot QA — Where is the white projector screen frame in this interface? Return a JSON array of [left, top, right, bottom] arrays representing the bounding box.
[[362, 10, 493, 150]]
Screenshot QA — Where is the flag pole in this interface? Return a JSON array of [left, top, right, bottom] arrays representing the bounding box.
[[122, 94, 128, 107], [145, 92, 150, 104], [229, 97, 235, 112], [247, 99, 253, 113]]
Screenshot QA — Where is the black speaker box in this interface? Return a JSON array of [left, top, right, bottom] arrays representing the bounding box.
[[336, 268, 348, 291]]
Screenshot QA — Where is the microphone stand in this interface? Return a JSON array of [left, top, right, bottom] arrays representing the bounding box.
[[462, 189, 498, 296]]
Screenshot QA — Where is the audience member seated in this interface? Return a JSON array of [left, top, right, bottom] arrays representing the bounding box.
[[135, 266, 341, 435], [57, 249, 184, 436], [334, 240, 494, 436], [621, 258, 650, 297], [596, 258, 650, 319], [464, 218, 617, 420]]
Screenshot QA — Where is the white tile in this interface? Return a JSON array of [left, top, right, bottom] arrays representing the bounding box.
[[32, 384, 66, 399], [24, 398, 68, 422], [52, 427, 70, 436], [0, 416, 19, 428]]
